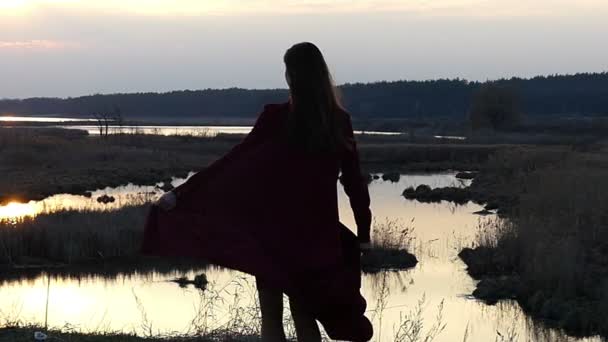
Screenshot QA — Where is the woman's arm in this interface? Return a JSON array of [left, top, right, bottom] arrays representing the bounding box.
[[339, 114, 372, 244], [172, 105, 277, 200]]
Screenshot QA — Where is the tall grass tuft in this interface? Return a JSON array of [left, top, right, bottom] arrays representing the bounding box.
[[362, 218, 418, 273], [0, 205, 148, 266], [465, 149, 608, 337]]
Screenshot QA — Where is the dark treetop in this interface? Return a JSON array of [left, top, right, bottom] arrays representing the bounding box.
[[1, 72, 607, 119]]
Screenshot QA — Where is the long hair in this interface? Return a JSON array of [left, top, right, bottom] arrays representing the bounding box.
[[284, 42, 345, 153]]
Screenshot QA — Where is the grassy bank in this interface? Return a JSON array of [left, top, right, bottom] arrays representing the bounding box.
[[0, 128, 225, 203], [0, 292, 452, 342], [361, 219, 417, 273], [0, 327, 261, 342], [0, 127, 501, 203], [401, 145, 581, 215], [0, 203, 417, 275], [0, 202, 217, 272], [0, 205, 148, 266], [458, 147, 608, 337]]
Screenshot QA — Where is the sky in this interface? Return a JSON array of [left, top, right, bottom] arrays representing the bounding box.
[[1, 0, 608, 98]]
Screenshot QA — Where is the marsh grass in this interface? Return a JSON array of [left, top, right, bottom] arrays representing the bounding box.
[[1, 277, 452, 342], [392, 296, 446, 342], [0, 205, 149, 266], [1, 211, 423, 341], [0, 275, 301, 342], [1, 269, 529, 342], [0, 321, 263, 342], [357, 142, 498, 172], [365, 271, 447, 342], [1, 199, 420, 275], [0, 127, 516, 203], [463, 149, 608, 337], [0, 128, 229, 203], [362, 219, 418, 273]]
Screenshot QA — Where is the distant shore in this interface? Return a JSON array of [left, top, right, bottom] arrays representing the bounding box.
[[0, 127, 498, 204]]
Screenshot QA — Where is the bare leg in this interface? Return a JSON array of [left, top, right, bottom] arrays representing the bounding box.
[[257, 278, 287, 342], [289, 296, 321, 342]]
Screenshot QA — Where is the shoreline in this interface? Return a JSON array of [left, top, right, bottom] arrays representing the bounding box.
[[0, 127, 499, 204], [0, 326, 262, 342], [459, 246, 608, 338]]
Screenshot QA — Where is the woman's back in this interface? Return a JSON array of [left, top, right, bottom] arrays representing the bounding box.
[[143, 41, 373, 341], [175, 102, 370, 271]]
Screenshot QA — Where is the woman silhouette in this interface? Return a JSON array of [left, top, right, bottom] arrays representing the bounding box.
[[142, 42, 373, 342]]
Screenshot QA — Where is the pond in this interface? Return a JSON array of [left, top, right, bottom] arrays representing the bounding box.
[[0, 173, 598, 341], [0, 173, 195, 224]]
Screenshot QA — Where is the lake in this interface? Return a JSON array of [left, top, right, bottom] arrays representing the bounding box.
[[0, 115, 467, 139], [0, 115, 399, 136], [0, 173, 597, 341], [0, 116, 95, 123]]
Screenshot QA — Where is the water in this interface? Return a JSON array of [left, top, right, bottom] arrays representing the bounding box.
[[59, 125, 254, 137], [0, 173, 194, 224], [55, 125, 403, 137], [0, 174, 598, 341], [1, 115, 465, 138], [0, 115, 402, 136], [0, 116, 95, 123]]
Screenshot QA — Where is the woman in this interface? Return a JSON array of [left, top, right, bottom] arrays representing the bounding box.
[[142, 42, 373, 341]]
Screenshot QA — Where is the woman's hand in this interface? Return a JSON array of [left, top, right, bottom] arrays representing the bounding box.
[[156, 191, 177, 211]]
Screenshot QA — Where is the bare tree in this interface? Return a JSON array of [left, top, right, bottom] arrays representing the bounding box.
[[92, 111, 111, 138], [92, 105, 123, 138]]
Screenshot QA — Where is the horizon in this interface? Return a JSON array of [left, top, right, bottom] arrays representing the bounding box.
[[3, 70, 607, 101], [2, 1, 608, 98]]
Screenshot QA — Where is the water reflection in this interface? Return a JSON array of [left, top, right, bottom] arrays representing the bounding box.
[[0, 116, 95, 123], [0, 173, 194, 224], [0, 173, 601, 341], [56, 125, 403, 137], [2, 116, 468, 139], [59, 125, 253, 137], [0, 202, 38, 223]]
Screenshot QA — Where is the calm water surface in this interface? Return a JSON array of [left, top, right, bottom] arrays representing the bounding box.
[[0, 173, 195, 224], [1, 115, 464, 138], [1, 116, 401, 136], [0, 174, 599, 341], [55, 125, 403, 137], [0, 116, 94, 123]]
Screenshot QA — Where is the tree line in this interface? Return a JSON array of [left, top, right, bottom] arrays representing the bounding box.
[[1, 72, 607, 120]]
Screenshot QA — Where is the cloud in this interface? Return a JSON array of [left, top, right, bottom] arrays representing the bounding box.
[[0, 39, 76, 50], [3, 0, 607, 17], [1, 1, 607, 98]]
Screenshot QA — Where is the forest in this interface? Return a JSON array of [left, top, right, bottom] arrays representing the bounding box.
[[1, 72, 607, 120]]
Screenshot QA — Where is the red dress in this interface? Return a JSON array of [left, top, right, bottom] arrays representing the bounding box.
[[142, 102, 373, 341]]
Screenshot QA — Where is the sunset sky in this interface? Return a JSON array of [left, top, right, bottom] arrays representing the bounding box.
[[1, 0, 607, 98]]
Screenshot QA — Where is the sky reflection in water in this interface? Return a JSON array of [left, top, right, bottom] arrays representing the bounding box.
[[0, 174, 599, 341]]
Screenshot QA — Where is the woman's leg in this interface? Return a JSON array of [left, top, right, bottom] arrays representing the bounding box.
[[257, 278, 287, 342], [289, 296, 321, 342]]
